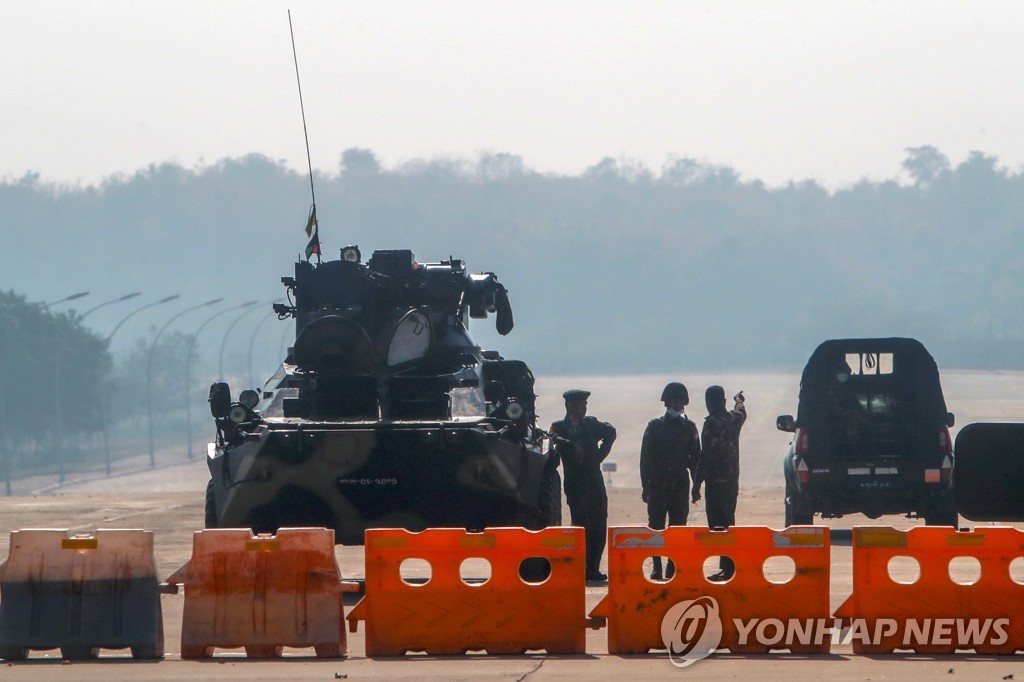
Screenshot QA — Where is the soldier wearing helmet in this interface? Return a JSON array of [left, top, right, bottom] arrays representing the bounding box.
[[639, 381, 701, 580], [549, 389, 617, 582]]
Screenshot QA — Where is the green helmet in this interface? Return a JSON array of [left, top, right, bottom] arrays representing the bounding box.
[[661, 382, 689, 404]]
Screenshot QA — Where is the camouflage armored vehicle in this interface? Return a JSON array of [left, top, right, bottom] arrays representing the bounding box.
[[204, 247, 560, 544]]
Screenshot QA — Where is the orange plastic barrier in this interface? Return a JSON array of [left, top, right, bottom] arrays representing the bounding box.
[[165, 528, 359, 658], [346, 526, 596, 655], [590, 525, 831, 655], [0, 529, 163, 660], [834, 526, 1024, 654]]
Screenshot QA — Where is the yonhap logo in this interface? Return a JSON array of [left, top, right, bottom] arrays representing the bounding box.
[[660, 596, 723, 667]]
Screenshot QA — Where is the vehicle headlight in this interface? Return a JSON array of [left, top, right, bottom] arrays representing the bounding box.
[[228, 404, 252, 424], [505, 400, 525, 421], [239, 389, 260, 409]]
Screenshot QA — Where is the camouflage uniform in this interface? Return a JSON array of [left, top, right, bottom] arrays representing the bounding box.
[[549, 415, 616, 577], [696, 403, 747, 529]]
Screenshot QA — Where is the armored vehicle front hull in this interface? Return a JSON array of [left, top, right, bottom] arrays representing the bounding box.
[[206, 250, 556, 542], [207, 421, 552, 544]]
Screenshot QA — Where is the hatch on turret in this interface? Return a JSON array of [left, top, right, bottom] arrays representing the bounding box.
[[387, 309, 431, 366]]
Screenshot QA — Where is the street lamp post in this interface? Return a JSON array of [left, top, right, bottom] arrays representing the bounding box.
[[219, 301, 264, 381], [185, 300, 257, 460], [0, 310, 13, 495], [43, 291, 90, 309], [101, 295, 180, 475], [146, 298, 223, 468], [44, 292, 90, 485], [80, 292, 142, 320], [247, 300, 285, 388], [78, 292, 142, 474], [106, 295, 181, 342]]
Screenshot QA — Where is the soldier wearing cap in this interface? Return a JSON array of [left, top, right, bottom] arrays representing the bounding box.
[[640, 381, 701, 580], [693, 385, 747, 581], [549, 389, 617, 582]]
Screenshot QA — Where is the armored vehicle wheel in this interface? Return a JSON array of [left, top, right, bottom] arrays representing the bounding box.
[[204, 479, 217, 528], [784, 482, 813, 526], [518, 467, 562, 582], [537, 466, 562, 527], [519, 466, 562, 530]]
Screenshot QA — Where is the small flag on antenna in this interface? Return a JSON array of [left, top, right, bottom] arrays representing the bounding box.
[[304, 205, 318, 237], [305, 229, 321, 260]]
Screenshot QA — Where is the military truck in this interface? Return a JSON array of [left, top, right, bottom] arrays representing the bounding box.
[[778, 337, 958, 526], [204, 247, 560, 544]]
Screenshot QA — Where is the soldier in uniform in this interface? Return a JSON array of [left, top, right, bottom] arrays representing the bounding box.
[[549, 389, 617, 582], [640, 381, 701, 580], [693, 385, 746, 581]]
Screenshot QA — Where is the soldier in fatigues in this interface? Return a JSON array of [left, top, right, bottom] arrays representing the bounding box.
[[549, 389, 617, 582], [693, 385, 746, 581], [640, 382, 701, 580]]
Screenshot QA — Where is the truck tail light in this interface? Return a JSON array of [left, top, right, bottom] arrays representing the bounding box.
[[796, 458, 810, 484], [938, 427, 952, 453], [940, 453, 953, 483], [795, 428, 810, 456]]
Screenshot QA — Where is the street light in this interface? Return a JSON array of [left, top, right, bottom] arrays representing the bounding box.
[[41, 291, 90, 484], [146, 298, 224, 468], [219, 301, 264, 380], [43, 291, 90, 309], [101, 294, 180, 475], [185, 300, 257, 460], [107, 295, 181, 341], [247, 299, 285, 388], [80, 292, 142, 320], [76, 291, 143, 477]]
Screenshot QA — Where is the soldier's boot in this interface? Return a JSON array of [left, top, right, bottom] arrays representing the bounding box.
[[709, 556, 735, 582], [651, 556, 663, 581]]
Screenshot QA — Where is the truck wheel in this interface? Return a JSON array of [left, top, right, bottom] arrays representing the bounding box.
[[204, 479, 217, 528], [785, 483, 813, 526], [924, 494, 958, 527]]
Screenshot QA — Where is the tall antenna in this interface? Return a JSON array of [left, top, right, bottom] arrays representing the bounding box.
[[288, 10, 321, 263]]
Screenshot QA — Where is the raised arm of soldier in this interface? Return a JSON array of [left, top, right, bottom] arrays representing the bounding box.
[[693, 387, 745, 504]]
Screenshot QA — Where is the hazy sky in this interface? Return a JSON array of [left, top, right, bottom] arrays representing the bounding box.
[[4, 0, 1024, 188]]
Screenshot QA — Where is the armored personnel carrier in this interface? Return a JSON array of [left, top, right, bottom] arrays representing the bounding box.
[[205, 247, 560, 544]]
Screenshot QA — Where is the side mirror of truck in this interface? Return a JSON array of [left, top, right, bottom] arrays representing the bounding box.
[[947, 412, 955, 428], [777, 415, 796, 433]]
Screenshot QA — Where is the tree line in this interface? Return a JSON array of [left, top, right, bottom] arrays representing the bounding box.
[[4, 144, 1021, 374], [2, 145, 1022, 483]]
